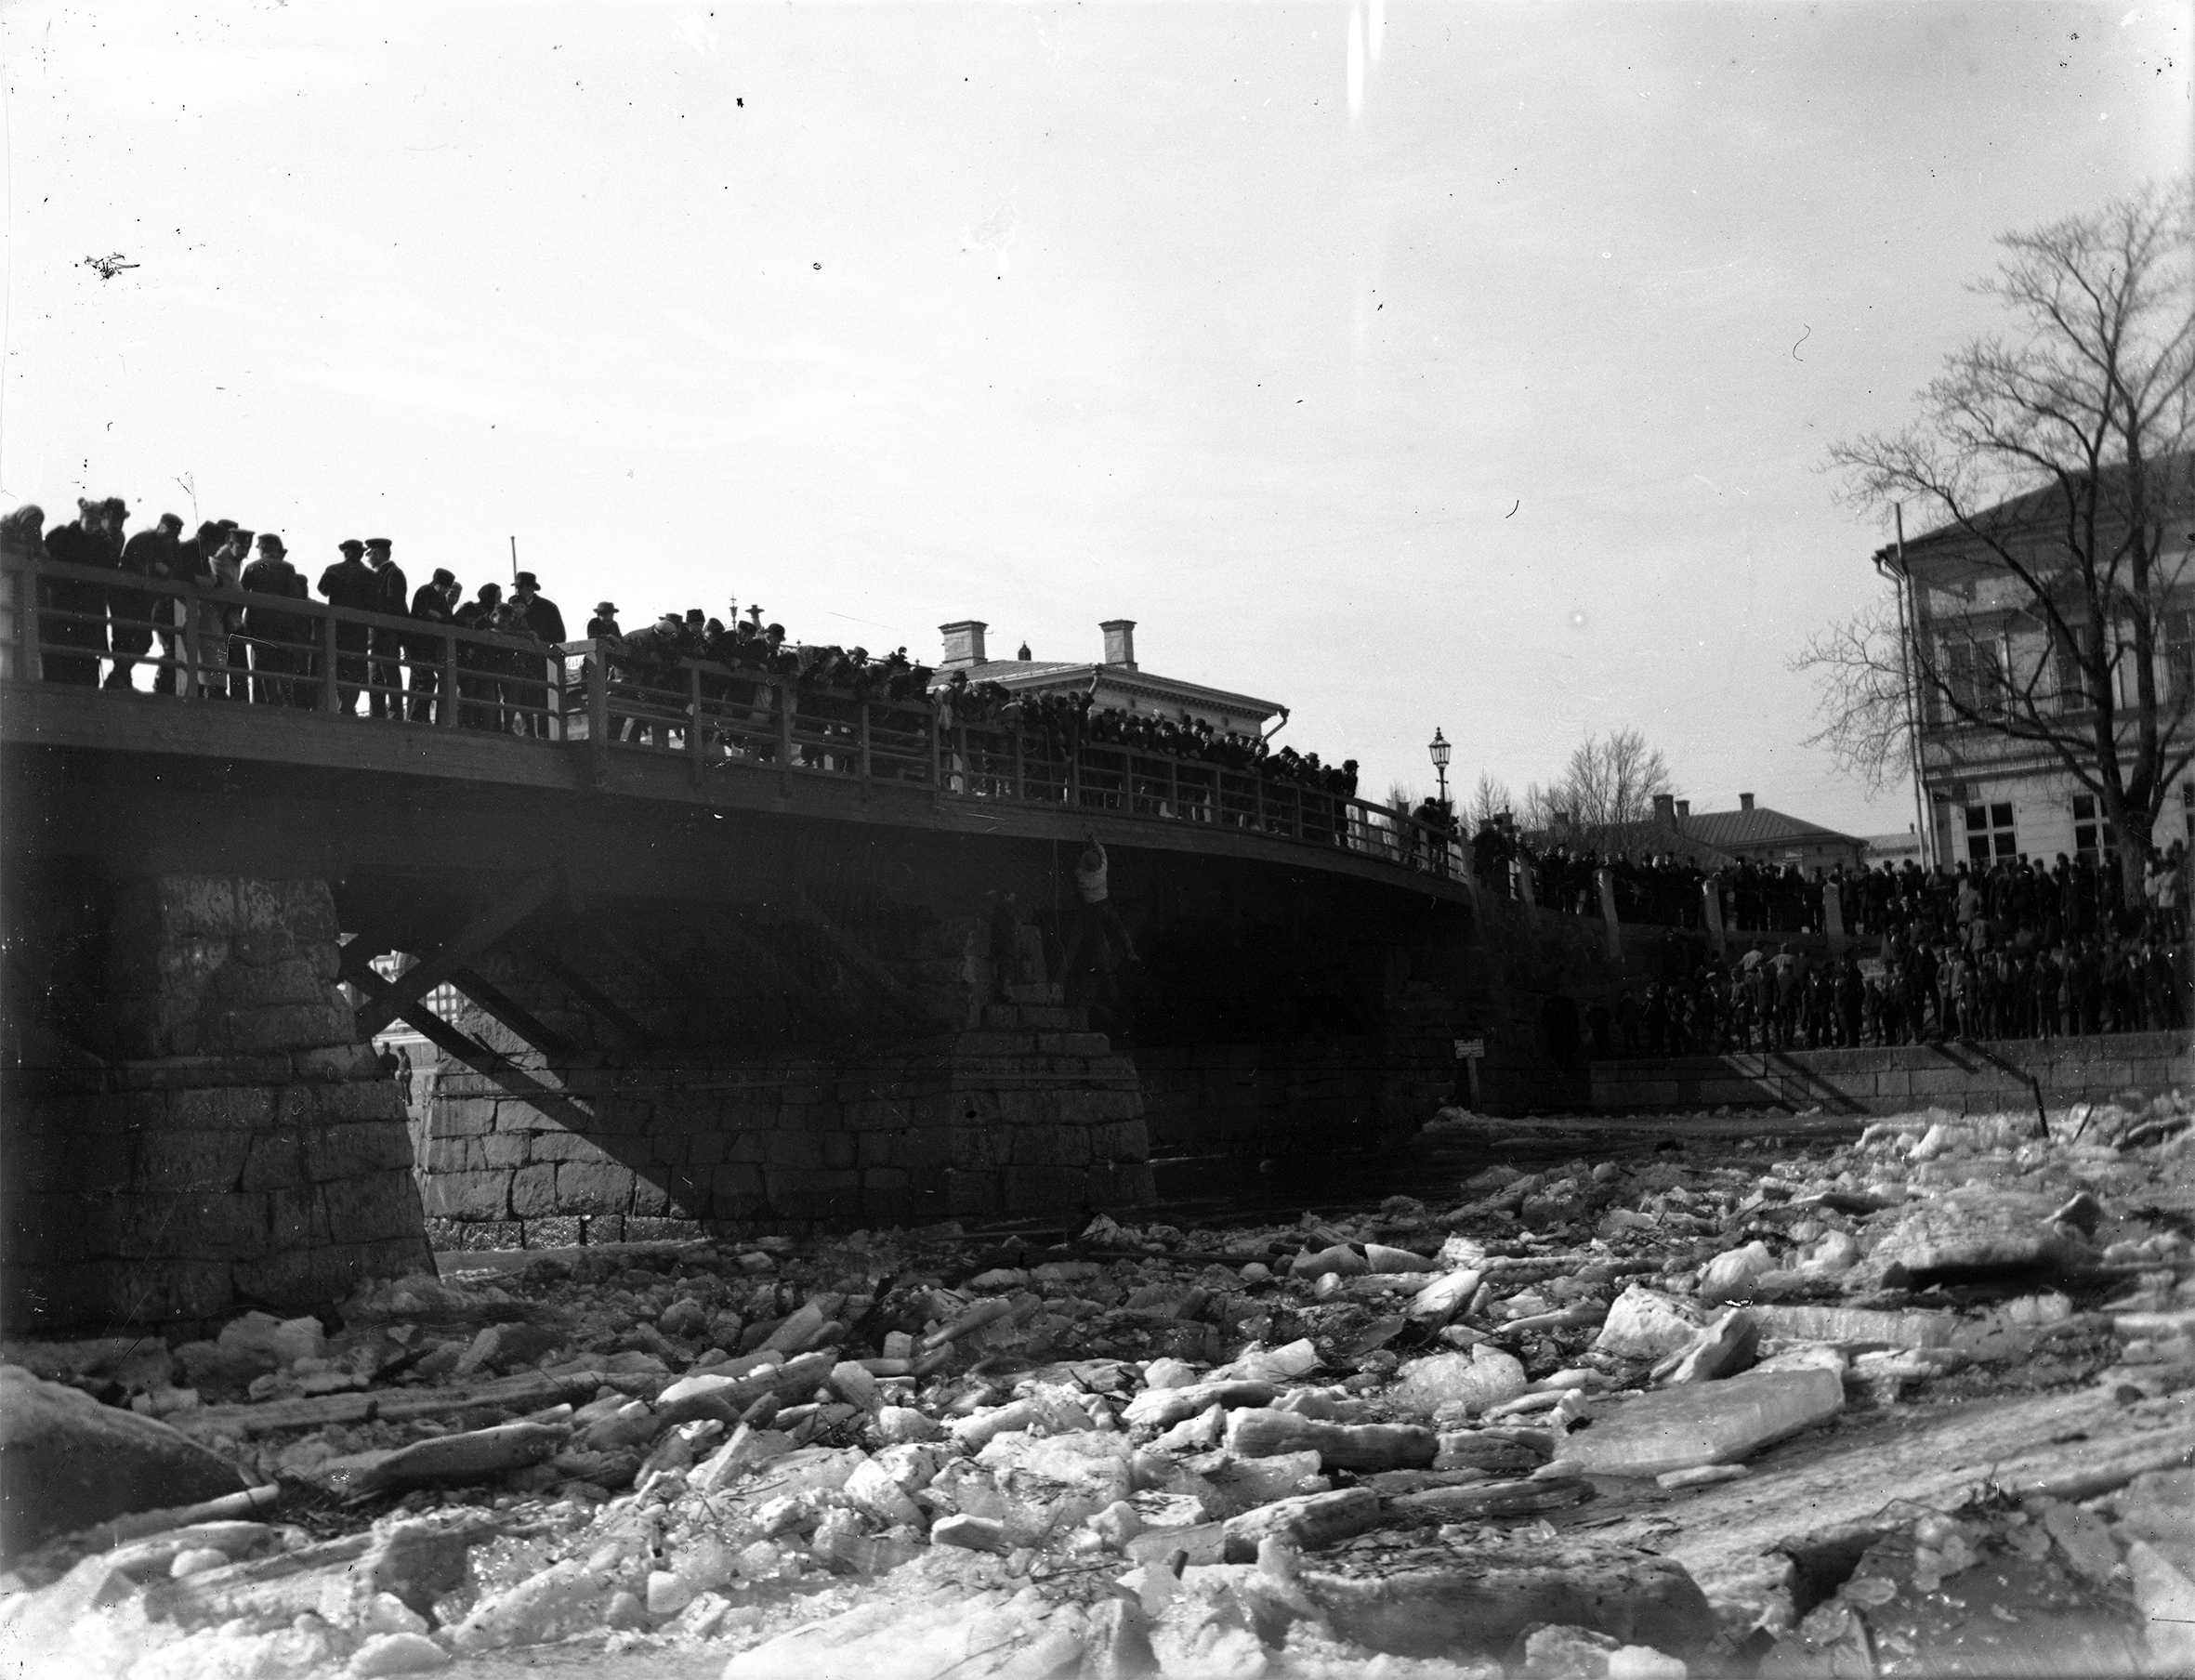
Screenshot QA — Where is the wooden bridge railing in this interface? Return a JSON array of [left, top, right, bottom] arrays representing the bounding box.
[[0, 550, 1472, 889]]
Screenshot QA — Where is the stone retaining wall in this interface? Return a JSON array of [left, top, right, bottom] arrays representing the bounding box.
[[417, 1006, 1154, 1249], [1586, 1031, 2194, 1117], [2, 874, 431, 1331]]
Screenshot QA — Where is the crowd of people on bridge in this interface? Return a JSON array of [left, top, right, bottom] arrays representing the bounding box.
[[3, 494, 1372, 807]]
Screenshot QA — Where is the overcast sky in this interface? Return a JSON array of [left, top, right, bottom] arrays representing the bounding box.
[[3, 1, 2187, 835]]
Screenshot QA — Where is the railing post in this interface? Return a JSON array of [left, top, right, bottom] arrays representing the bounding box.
[[858, 704, 872, 793], [927, 703, 942, 805], [441, 630, 461, 729], [1011, 728, 1024, 803], [176, 585, 196, 702], [778, 677, 795, 795], [687, 663, 704, 781], [1068, 744, 1081, 810], [587, 639, 610, 775], [12, 560, 34, 680], [1167, 758, 1180, 821], [1289, 784, 1303, 839], [321, 611, 340, 715]]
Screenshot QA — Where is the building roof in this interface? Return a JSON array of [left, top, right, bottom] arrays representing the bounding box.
[[928, 660, 1285, 721], [1526, 819, 1746, 870], [1675, 805, 1862, 851], [1878, 451, 2195, 565]]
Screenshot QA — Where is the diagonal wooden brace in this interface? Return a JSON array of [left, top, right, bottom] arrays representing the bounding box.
[[505, 938, 653, 1051], [350, 966, 598, 1136], [352, 870, 559, 1041], [452, 965, 587, 1064], [788, 889, 935, 1030]]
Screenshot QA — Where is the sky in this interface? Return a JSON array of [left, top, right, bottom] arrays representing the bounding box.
[[2, 0, 2188, 837]]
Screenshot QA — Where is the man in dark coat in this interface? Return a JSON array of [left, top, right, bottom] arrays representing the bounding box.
[[40, 497, 122, 685], [110, 512, 182, 692], [363, 538, 409, 719], [405, 568, 459, 723], [317, 539, 380, 713], [506, 571, 564, 737], [241, 534, 311, 706]]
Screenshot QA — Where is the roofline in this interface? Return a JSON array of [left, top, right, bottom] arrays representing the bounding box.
[[932, 662, 1285, 718]]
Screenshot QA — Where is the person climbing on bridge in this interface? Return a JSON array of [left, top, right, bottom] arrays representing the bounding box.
[[1075, 833, 1140, 971], [363, 539, 409, 721], [317, 538, 380, 715]]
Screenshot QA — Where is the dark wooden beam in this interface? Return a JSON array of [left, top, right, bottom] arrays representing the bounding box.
[[504, 938, 653, 1051], [787, 889, 934, 1030], [353, 870, 559, 1040], [452, 965, 587, 1064], [351, 966, 599, 1135]]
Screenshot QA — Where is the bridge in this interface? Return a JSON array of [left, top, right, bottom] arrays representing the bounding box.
[[1, 553, 1661, 1332]]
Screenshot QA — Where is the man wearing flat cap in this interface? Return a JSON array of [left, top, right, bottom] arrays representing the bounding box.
[[317, 539, 379, 714], [364, 538, 408, 719], [406, 566, 459, 723]]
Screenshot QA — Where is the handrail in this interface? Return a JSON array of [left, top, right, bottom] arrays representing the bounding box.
[[0, 548, 1473, 894]]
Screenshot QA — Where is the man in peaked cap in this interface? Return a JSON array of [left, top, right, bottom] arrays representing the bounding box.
[[317, 539, 379, 714], [362, 538, 409, 719]]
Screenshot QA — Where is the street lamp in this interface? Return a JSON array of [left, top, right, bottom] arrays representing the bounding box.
[[1427, 727, 1451, 815]]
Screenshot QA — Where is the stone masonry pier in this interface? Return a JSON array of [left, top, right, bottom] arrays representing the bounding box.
[[2, 873, 431, 1331]]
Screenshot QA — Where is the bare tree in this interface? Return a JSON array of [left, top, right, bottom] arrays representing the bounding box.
[[1466, 771, 1513, 826], [1804, 181, 2195, 905], [1519, 731, 1676, 847]]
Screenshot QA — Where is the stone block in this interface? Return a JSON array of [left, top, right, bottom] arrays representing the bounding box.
[[101, 1191, 272, 1262], [686, 1132, 728, 1166], [765, 1131, 830, 1170], [435, 1097, 501, 1139], [478, 1132, 533, 1169], [554, 1161, 636, 1214], [239, 1131, 307, 1193], [1085, 1162, 1156, 1206], [1011, 1127, 1091, 1168], [1001, 1165, 1087, 1214], [623, 1217, 703, 1243], [18, 1090, 165, 1139], [763, 1167, 861, 1222], [727, 1130, 769, 1163], [523, 1216, 584, 1248], [948, 1128, 1003, 1171], [942, 1168, 999, 1219], [135, 1128, 255, 1195], [581, 1215, 625, 1244], [420, 1170, 511, 1220], [506, 1162, 560, 1218], [421, 1136, 477, 1174], [166, 1085, 276, 1131], [266, 1182, 335, 1250], [203, 956, 331, 1010], [820, 1133, 857, 1171], [233, 1240, 387, 1309], [1089, 1122, 1152, 1162], [12, 1131, 132, 1196], [711, 1163, 765, 1201], [314, 1078, 408, 1124], [205, 1003, 351, 1056], [326, 1172, 427, 1246], [890, 1130, 953, 1171], [306, 1123, 416, 1182]]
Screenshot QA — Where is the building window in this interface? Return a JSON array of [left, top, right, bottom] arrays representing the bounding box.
[[2165, 610, 2193, 702], [1943, 636, 2006, 719], [1964, 801, 2017, 865], [2071, 794, 2114, 865]]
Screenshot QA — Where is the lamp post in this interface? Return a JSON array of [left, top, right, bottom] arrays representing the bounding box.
[[1428, 727, 1451, 817]]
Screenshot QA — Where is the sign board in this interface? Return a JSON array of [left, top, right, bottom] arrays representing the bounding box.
[[1453, 1038, 1487, 1060]]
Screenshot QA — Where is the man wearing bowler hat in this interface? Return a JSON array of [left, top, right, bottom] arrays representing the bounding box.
[[507, 571, 565, 737], [586, 601, 621, 639]]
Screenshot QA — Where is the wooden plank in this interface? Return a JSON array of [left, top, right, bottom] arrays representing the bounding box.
[[352, 870, 559, 1039]]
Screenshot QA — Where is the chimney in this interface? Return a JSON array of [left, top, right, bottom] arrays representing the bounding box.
[[939, 620, 988, 670], [1100, 619, 1137, 669], [1553, 808, 1571, 830], [1652, 793, 1676, 826], [1676, 799, 1690, 820], [1739, 792, 1755, 811]]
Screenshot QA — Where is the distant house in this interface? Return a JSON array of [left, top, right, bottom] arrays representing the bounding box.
[[1860, 831, 1926, 867], [1526, 792, 1864, 875], [1669, 793, 1869, 875], [928, 619, 1285, 741]]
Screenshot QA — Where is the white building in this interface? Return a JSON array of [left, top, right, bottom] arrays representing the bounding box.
[[929, 619, 1286, 742], [1880, 454, 2195, 871]]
